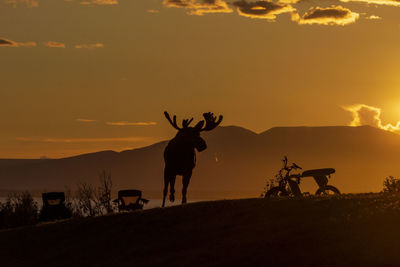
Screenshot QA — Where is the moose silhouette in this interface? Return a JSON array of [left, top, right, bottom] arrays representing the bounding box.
[[162, 111, 223, 207]]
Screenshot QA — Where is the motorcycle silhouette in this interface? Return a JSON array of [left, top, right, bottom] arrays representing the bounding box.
[[264, 156, 340, 198]]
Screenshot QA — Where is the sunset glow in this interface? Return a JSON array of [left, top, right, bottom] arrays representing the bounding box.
[[2, 0, 400, 158], [344, 104, 400, 133], [4, 2, 400, 264]]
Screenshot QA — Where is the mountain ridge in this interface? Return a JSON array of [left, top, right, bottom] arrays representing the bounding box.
[[1, 125, 399, 197]]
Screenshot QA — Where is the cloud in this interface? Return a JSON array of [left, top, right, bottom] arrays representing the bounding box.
[[79, 0, 118, 5], [74, 43, 104, 49], [232, 0, 295, 21], [16, 137, 153, 143], [44, 41, 66, 48], [366, 15, 381, 20], [292, 5, 359, 26], [340, 0, 400, 7], [106, 121, 157, 126], [343, 104, 400, 133], [75, 119, 156, 125], [278, 0, 300, 3], [4, 0, 38, 8], [163, 0, 233, 16], [76, 118, 97, 122], [0, 38, 37, 47], [0, 39, 15, 46]]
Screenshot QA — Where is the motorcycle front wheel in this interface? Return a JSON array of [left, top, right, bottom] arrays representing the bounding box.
[[264, 187, 289, 199], [315, 185, 341, 195]]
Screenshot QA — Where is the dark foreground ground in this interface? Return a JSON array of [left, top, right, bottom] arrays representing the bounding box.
[[2, 194, 400, 266]]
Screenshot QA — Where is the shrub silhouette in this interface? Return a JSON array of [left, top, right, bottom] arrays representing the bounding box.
[[0, 192, 38, 229], [0, 171, 114, 228], [75, 182, 100, 217], [74, 170, 115, 217], [261, 178, 276, 198], [97, 170, 113, 214], [383, 176, 400, 194]]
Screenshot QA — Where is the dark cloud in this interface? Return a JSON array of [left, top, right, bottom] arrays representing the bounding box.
[[292, 5, 359, 25], [0, 39, 15, 46], [165, 0, 191, 7], [232, 0, 295, 20], [340, 0, 400, 7], [79, 0, 118, 5], [303, 7, 348, 20], [0, 38, 36, 47], [162, 0, 233, 15]]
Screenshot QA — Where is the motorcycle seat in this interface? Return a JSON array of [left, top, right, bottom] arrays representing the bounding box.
[[302, 168, 335, 177]]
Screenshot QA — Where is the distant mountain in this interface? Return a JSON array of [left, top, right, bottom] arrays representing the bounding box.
[[1, 125, 400, 198]]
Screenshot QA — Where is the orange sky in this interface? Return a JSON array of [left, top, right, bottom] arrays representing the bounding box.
[[2, 0, 400, 158]]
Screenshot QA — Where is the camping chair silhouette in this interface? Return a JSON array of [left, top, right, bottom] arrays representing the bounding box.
[[39, 192, 72, 221], [114, 190, 149, 212]]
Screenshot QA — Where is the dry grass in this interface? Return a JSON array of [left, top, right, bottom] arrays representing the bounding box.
[[1, 193, 400, 266]]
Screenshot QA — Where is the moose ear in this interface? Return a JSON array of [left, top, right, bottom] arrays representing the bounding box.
[[194, 120, 205, 131]]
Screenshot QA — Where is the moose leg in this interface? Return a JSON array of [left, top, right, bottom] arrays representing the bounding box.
[[169, 175, 176, 202], [162, 168, 172, 207], [182, 172, 192, 204]]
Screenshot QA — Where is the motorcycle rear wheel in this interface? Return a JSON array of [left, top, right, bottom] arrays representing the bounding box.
[[315, 185, 340, 195], [264, 187, 289, 199]]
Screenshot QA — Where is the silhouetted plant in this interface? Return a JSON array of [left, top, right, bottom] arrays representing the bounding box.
[[96, 170, 114, 214], [64, 186, 75, 214], [74, 171, 115, 217], [0, 192, 38, 229], [62, 186, 83, 217], [65, 186, 72, 204], [260, 162, 288, 198], [75, 182, 100, 217], [261, 178, 276, 198], [383, 176, 400, 194]]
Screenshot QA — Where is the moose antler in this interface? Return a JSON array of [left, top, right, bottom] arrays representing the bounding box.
[[164, 111, 181, 130], [182, 118, 193, 128], [200, 112, 223, 132], [164, 111, 195, 130]]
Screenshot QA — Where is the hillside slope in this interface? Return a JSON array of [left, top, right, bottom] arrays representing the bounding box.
[[1, 195, 400, 266], [1, 125, 400, 197]]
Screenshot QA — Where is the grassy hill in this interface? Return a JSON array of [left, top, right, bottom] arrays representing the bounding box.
[[1, 194, 400, 266]]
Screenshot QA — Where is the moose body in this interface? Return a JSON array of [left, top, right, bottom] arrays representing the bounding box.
[[162, 111, 222, 207]]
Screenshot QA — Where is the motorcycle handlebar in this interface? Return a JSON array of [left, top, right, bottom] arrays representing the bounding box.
[[292, 163, 302, 170], [281, 156, 302, 172]]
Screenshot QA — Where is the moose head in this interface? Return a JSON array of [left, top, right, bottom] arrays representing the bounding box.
[[164, 111, 223, 152], [162, 111, 223, 207]]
